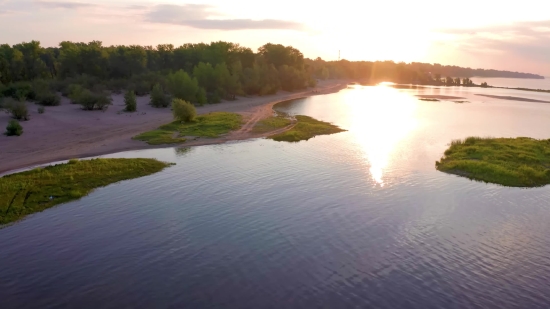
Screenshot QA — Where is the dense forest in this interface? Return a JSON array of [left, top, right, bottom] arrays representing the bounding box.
[[0, 40, 544, 108]]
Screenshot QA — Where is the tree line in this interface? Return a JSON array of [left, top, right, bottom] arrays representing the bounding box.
[[0, 41, 317, 105], [0, 40, 543, 107], [306, 59, 543, 86]]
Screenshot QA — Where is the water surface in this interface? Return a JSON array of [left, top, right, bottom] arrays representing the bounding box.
[[2, 84, 550, 308]]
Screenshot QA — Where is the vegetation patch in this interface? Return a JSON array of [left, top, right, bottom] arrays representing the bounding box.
[[269, 115, 345, 142], [419, 98, 440, 102], [0, 158, 172, 225], [134, 112, 243, 145], [436, 137, 550, 187], [252, 114, 292, 133]]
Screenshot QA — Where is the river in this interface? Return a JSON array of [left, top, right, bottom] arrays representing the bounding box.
[[2, 81, 550, 308]]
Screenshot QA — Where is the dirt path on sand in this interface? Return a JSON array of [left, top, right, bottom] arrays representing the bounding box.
[[0, 80, 348, 174]]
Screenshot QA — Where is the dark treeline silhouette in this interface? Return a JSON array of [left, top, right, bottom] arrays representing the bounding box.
[[0, 40, 543, 107], [0, 40, 315, 106], [307, 59, 544, 85]]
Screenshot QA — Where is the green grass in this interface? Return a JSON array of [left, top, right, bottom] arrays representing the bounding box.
[[134, 112, 243, 145], [252, 114, 292, 133], [269, 115, 346, 142], [436, 137, 550, 187], [0, 158, 173, 225]]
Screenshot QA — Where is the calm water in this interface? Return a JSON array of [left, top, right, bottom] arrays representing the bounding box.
[[2, 84, 550, 308], [471, 77, 550, 90]]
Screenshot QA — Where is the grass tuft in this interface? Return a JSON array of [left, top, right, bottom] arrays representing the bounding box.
[[436, 137, 550, 187], [0, 158, 172, 225], [269, 115, 345, 142], [252, 114, 292, 133], [134, 112, 242, 145]]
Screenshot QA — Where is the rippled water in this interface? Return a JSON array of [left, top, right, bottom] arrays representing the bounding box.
[[2, 85, 550, 308]]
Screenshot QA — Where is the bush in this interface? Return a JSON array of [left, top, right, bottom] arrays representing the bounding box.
[[172, 98, 196, 122], [3, 98, 30, 120], [197, 88, 207, 106], [5, 119, 23, 136], [77, 90, 112, 111], [2, 82, 34, 101], [124, 90, 137, 112], [132, 81, 151, 96], [36, 92, 61, 106], [67, 84, 85, 103], [150, 83, 169, 108], [38, 106, 45, 114]]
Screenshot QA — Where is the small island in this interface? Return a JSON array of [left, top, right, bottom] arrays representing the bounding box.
[[268, 115, 346, 142], [436, 137, 550, 187], [0, 158, 173, 225]]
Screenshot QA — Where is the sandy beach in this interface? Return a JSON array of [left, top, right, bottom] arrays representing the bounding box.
[[0, 80, 348, 174]]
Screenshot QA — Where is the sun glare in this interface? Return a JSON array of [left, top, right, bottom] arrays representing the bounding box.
[[345, 86, 418, 186]]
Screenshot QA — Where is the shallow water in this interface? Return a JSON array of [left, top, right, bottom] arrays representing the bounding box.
[[2, 84, 550, 308], [470, 77, 550, 90]]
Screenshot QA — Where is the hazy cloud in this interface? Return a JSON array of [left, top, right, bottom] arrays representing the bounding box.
[[36, 1, 95, 9], [145, 4, 305, 31], [436, 20, 550, 60]]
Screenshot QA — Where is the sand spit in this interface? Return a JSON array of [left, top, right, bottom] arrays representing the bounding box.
[[0, 80, 348, 174]]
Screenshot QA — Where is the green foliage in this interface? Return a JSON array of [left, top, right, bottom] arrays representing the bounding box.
[[197, 87, 207, 106], [124, 89, 137, 112], [0, 158, 172, 225], [166, 70, 200, 103], [269, 115, 345, 142], [5, 119, 23, 136], [3, 98, 30, 120], [252, 114, 292, 133], [38, 106, 45, 114], [2, 82, 34, 100], [172, 98, 196, 122], [66, 84, 84, 102], [36, 91, 61, 106], [134, 112, 242, 145], [150, 83, 169, 108], [436, 137, 550, 187], [76, 89, 112, 110]]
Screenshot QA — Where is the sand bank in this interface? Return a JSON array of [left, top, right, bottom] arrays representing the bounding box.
[[475, 94, 550, 103], [0, 80, 348, 174], [415, 95, 467, 100]]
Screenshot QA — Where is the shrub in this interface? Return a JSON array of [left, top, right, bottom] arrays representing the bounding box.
[[67, 84, 85, 103], [133, 81, 151, 96], [124, 90, 137, 112], [38, 106, 45, 114], [5, 119, 23, 136], [150, 83, 169, 108], [4, 98, 30, 120], [77, 90, 112, 111], [107, 79, 129, 94], [197, 88, 207, 106], [2, 82, 34, 101], [172, 98, 196, 122], [36, 92, 61, 106]]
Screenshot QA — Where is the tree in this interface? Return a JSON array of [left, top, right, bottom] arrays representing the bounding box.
[[172, 98, 196, 122], [150, 83, 169, 108], [167, 70, 200, 102], [124, 90, 137, 111]]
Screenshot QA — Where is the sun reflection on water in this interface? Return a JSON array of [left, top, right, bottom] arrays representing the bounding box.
[[345, 85, 418, 186]]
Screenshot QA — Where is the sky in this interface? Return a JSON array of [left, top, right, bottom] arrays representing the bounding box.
[[1, 0, 549, 75]]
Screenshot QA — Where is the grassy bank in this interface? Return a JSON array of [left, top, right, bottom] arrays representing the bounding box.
[[0, 158, 172, 225], [134, 112, 243, 145], [252, 114, 292, 133], [269, 115, 346, 142], [436, 137, 550, 187]]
